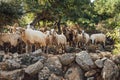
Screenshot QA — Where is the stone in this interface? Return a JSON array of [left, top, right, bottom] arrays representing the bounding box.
[[31, 49, 42, 56], [59, 53, 75, 65], [100, 51, 112, 59], [112, 54, 120, 64], [95, 59, 104, 68], [75, 51, 94, 71], [87, 77, 94, 80], [65, 65, 84, 80], [5, 59, 21, 70], [0, 69, 25, 80], [65, 46, 76, 53], [38, 67, 50, 80], [102, 59, 119, 80], [85, 70, 97, 77], [48, 73, 64, 80], [90, 53, 101, 61], [25, 60, 43, 75], [44, 56, 62, 75]]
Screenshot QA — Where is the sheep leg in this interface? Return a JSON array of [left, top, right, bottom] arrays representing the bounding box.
[[30, 44, 33, 52], [46, 46, 48, 54], [25, 43, 29, 53], [61, 44, 64, 53]]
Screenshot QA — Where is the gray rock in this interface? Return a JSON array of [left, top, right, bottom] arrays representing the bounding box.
[[44, 56, 62, 76], [32, 49, 42, 55], [87, 77, 94, 80], [5, 59, 21, 70], [65, 65, 84, 80], [65, 46, 76, 53], [85, 70, 96, 77], [38, 67, 50, 80], [102, 59, 119, 80], [75, 51, 94, 71], [48, 73, 64, 80], [112, 54, 120, 64], [95, 59, 103, 68], [59, 53, 75, 65], [25, 60, 43, 75], [90, 53, 101, 61]]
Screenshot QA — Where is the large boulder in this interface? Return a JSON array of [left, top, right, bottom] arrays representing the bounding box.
[[65, 65, 84, 80], [20, 54, 46, 66], [59, 53, 75, 65], [101, 59, 119, 80], [44, 56, 62, 76], [5, 59, 21, 70], [25, 60, 43, 75], [95, 58, 107, 68], [75, 51, 94, 71]]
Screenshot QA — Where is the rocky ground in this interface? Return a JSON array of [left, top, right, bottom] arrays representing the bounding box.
[[0, 47, 120, 80]]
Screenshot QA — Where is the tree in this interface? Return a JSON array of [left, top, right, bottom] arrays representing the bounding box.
[[0, 0, 24, 27], [23, 0, 91, 33]]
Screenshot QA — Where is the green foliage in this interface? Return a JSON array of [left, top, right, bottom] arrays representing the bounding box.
[[106, 28, 120, 55], [0, 0, 24, 26]]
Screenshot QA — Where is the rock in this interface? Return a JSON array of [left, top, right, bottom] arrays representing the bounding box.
[[96, 75, 104, 80], [44, 56, 62, 76], [31, 49, 42, 56], [65, 46, 76, 53], [87, 77, 94, 80], [65, 65, 84, 80], [21, 54, 34, 66], [5, 59, 21, 70], [102, 59, 119, 80], [20, 53, 46, 66], [112, 54, 120, 64], [75, 51, 94, 71], [48, 73, 64, 80], [3, 53, 13, 61], [85, 70, 96, 77], [87, 44, 98, 53], [0, 69, 25, 80], [0, 62, 9, 70], [90, 53, 101, 61], [100, 51, 112, 59], [95, 58, 107, 68], [25, 60, 43, 75], [38, 67, 50, 80], [59, 53, 75, 65]]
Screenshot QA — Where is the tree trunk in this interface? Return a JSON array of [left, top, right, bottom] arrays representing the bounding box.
[[57, 18, 61, 34], [30, 14, 42, 27]]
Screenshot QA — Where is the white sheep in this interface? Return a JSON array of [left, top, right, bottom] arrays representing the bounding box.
[[73, 30, 90, 48], [19, 27, 47, 53], [90, 33, 106, 47], [81, 30, 90, 46], [50, 29, 67, 53], [0, 32, 21, 52]]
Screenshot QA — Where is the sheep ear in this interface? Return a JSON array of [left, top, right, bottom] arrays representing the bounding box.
[[17, 28, 25, 33]]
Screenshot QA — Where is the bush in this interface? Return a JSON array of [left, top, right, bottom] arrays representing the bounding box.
[[106, 28, 120, 55]]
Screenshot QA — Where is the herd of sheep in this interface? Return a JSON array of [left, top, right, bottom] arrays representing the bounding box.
[[0, 24, 107, 54]]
